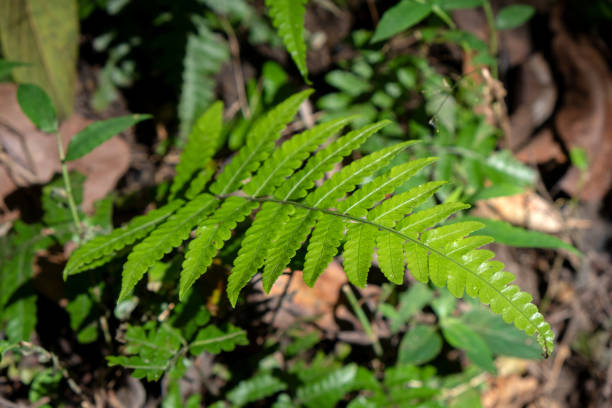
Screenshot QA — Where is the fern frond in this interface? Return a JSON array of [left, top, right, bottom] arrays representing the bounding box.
[[180, 197, 258, 299], [274, 120, 391, 201], [265, 0, 308, 82], [228, 373, 287, 408], [119, 194, 219, 301], [189, 323, 248, 354], [185, 162, 217, 200], [243, 116, 352, 197], [178, 18, 229, 143], [210, 90, 312, 195], [64, 200, 185, 278], [170, 101, 223, 199]]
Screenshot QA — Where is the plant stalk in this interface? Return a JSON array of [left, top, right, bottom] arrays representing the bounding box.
[[342, 284, 383, 357], [482, 0, 499, 78], [55, 132, 82, 237]]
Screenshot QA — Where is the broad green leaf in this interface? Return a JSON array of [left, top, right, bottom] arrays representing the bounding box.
[[483, 150, 535, 186], [456, 216, 580, 255], [266, 0, 309, 82], [16, 83, 58, 133], [325, 70, 371, 97], [460, 308, 542, 359], [441, 318, 496, 373], [371, 0, 433, 43], [495, 5, 535, 30], [65, 114, 151, 161], [387, 283, 434, 333], [0, 0, 78, 118], [398, 324, 442, 365]]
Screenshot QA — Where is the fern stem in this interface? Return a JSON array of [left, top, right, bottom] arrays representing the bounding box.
[[55, 132, 82, 237], [230, 194, 550, 352], [342, 284, 383, 357]]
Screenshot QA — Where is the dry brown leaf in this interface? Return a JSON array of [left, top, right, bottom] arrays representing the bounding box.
[[552, 17, 612, 202], [265, 261, 347, 332], [0, 83, 130, 213]]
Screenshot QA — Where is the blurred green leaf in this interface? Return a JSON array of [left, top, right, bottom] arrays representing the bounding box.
[[436, 0, 483, 10], [441, 318, 496, 373], [460, 308, 543, 359], [228, 374, 287, 407], [0, 0, 79, 118], [371, 0, 432, 43], [495, 5, 535, 30], [398, 324, 443, 365], [450, 388, 482, 408], [16, 84, 58, 133], [457, 216, 580, 255], [483, 150, 535, 186], [65, 114, 151, 161], [297, 364, 357, 408], [570, 147, 589, 171], [326, 71, 371, 97]]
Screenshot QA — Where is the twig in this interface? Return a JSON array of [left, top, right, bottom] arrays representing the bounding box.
[[55, 132, 82, 237], [270, 270, 295, 327], [220, 17, 251, 119]]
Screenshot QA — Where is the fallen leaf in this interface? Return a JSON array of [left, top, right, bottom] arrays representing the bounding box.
[[552, 17, 612, 202], [0, 83, 130, 213]]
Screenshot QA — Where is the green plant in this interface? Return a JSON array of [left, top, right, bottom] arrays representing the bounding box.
[[64, 89, 554, 356]]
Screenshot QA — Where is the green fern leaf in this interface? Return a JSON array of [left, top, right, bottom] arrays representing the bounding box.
[[210, 90, 312, 195], [228, 374, 287, 408], [180, 197, 258, 299], [178, 18, 229, 143], [343, 223, 377, 287], [64, 200, 185, 278], [243, 116, 351, 197], [297, 364, 358, 408], [119, 194, 219, 301], [302, 214, 345, 286], [170, 101, 223, 199], [189, 323, 248, 354], [265, 0, 309, 82], [376, 231, 405, 284]]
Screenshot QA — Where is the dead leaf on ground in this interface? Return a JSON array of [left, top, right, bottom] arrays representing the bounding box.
[[474, 191, 589, 233], [262, 260, 347, 333], [0, 83, 130, 213], [552, 14, 612, 202], [516, 128, 565, 164]]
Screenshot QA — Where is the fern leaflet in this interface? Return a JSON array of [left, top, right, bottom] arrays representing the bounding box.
[[265, 0, 309, 82], [170, 101, 223, 199], [64, 200, 185, 278], [178, 18, 229, 143], [119, 194, 219, 301]]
